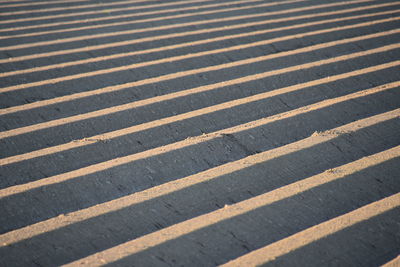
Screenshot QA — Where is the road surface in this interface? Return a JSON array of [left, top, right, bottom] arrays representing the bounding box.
[[0, 0, 399, 266]]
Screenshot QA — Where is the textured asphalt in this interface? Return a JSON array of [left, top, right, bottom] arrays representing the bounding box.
[[0, 0, 399, 266]]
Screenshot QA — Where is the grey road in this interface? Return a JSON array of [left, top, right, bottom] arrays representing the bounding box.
[[0, 0, 399, 266]]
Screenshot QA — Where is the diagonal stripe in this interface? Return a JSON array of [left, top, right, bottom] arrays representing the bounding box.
[[1, 3, 397, 80], [1, 132, 398, 247], [0, 0, 267, 25], [0, 0, 387, 64], [221, 194, 400, 266], [1, 61, 398, 166], [382, 256, 400, 267], [0, 0, 338, 41], [61, 154, 400, 266], [0, 0, 381, 45], [0, 0, 89, 8], [1, 15, 398, 96], [0, 0, 231, 16], [0, 85, 397, 197], [0, 30, 398, 137], [0, 0, 306, 34]]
